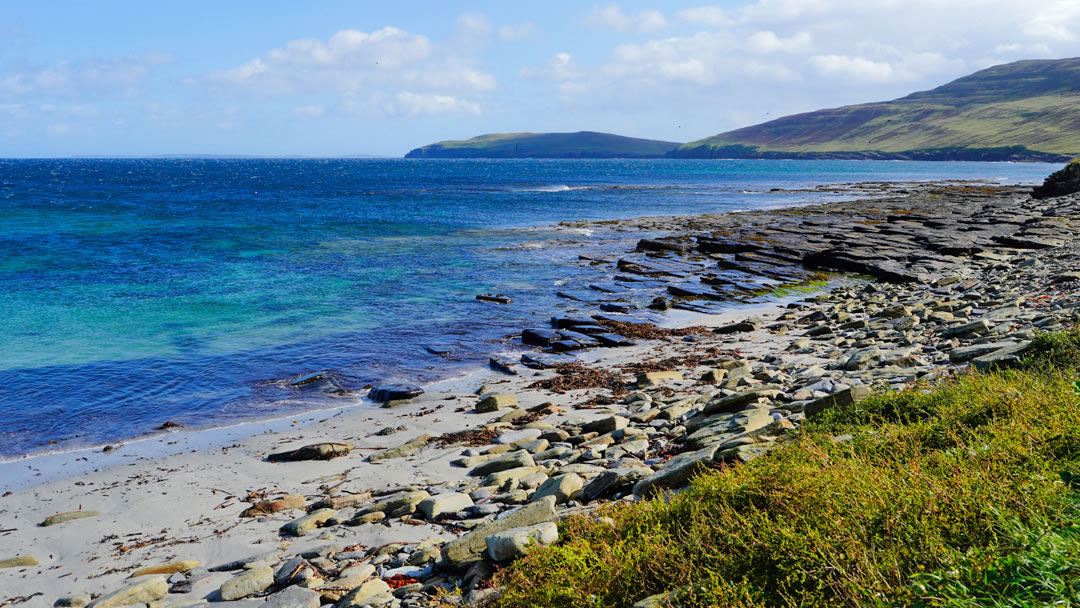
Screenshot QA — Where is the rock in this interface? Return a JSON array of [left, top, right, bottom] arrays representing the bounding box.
[[264, 586, 321, 608], [802, 385, 872, 416], [281, 508, 336, 536], [476, 393, 518, 412], [441, 496, 559, 567], [522, 328, 560, 346], [129, 560, 199, 578], [485, 522, 559, 562], [54, 595, 91, 608], [418, 492, 474, 520], [581, 415, 628, 434], [290, 372, 343, 393], [637, 371, 682, 387], [267, 443, 352, 462], [88, 576, 168, 608], [220, 566, 274, 601], [943, 319, 992, 339], [1033, 159, 1080, 199], [701, 387, 783, 416], [367, 434, 432, 462], [483, 465, 548, 488], [530, 473, 584, 505], [240, 493, 307, 517], [580, 467, 653, 502], [209, 550, 284, 572], [971, 341, 1030, 372], [633, 592, 676, 607], [275, 557, 319, 587], [844, 346, 883, 370], [713, 320, 756, 334], [1052, 271, 1080, 284], [0, 555, 39, 568], [949, 341, 1020, 363], [633, 445, 721, 497], [700, 369, 727, 383], [40, 510, 100, 526], [367, 384, 424, 402], [469, 450, 535, 477], [333, 580, 393, 608], [372, 490, 431, 514], [494, 428, 542, 444]]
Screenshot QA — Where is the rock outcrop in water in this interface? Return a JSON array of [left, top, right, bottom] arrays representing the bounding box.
[[1033, 159, 1080, 199]]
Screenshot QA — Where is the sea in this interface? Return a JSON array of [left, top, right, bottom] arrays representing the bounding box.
[[0, 158, 1059, 459]]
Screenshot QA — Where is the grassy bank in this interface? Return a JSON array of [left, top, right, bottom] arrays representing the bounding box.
[[487, 332, 1080, 607]]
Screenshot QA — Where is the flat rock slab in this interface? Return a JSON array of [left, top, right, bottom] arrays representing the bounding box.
[[267, 443, 352, 462], [40, 510, 100, 527], [367, 384, 424, 402], [442, 496, 558, 566], [88, 576, 167, 608]]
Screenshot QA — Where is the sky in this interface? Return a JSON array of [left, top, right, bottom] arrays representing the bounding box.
[[2, 0, 1080, 157]]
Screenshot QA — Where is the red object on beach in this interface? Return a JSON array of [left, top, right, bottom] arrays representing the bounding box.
[[385, 574, 420, 589]]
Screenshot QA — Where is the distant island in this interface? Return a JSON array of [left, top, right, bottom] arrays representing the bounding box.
[[404, 131, 681, 159], [407, 57, 1080, 162]]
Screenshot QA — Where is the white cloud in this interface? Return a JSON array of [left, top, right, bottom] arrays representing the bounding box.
[[0, 55, 172, 100], [809, 54, 896, 82], [520, 52, 583, 81], [589, 3, 669, 32], [456, 13, 492, 46], [748, 31, 813, 53], [499, 22, 537, 41], [390, 92, 481, 116], [677, 6, 734, 27]]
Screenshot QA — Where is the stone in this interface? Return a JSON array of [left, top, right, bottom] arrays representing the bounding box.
[[335, 579, 393, 608], [943, 319, 992, 339], [483, 465, 548, 488], [949, 341, 1020, 363], [54, 595, 91, 608], [581, 415, 628, 434], [441, 496, 559, 566], [485, 522, 559, 562], [802, 385, 872, 416], [264, 586, 320, 608], [0, 555, 39, 568], [209, 550, 283, 572], [281, 508, 336, 536], [275, 557, 318, 587], [530, 473, 584, 505], [372, 490, 430, 514], [476, 393, 518, 412], [219, 566, 274, 601], [494, 428, 543, 444], [40, 510, 100, 526], [844, 346, 883, 370], [700, 369, 727, 383], [469, 450, 535, 477], [367, 434, 432, 462], [267, 443, 352, 462], [713, 320, 756, 334], [129, 560, 199, 578], [240, 493, 306, 517], [418, 492, 474, 520], [971, 341, 1030, 372], [633, 445, 721, 497], [701, 387, 783, 416], [636, 371, 682, 387], [88, 576, 168, 608], [580, 467, 653, 502], [1033, 159, 1080, 199], [367, 384, 423, 402]]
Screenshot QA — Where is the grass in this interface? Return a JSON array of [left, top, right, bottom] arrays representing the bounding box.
[[485, 331, 1080, 607]]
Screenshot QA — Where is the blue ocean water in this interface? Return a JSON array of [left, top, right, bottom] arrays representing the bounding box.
[[0, 158, 1058, 458]]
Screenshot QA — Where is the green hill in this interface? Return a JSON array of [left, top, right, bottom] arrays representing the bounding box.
[[404, 131, 682, 159], [672, 58, 1080, 161]]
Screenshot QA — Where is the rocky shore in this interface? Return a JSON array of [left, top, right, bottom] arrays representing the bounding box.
[[4, 182, 1080, 608]]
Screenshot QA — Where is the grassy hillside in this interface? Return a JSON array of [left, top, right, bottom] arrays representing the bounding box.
[[404, 131, 682, 159], [674, 58, 1080, 161]]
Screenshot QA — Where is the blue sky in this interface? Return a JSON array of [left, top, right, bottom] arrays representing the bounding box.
[[2, 0, 1079, 157]]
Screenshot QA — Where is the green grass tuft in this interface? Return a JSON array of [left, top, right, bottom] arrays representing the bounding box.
[[488, 333, 1080, 608]]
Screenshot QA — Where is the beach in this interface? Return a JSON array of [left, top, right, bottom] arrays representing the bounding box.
[[4, 181, 1080, 608]]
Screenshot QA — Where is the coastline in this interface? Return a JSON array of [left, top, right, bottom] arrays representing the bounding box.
[[4, 180, 1080, 608]]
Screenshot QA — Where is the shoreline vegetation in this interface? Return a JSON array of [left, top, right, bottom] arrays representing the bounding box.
[[406, 58, 1080, 163], [4, 177, 1080, 608]]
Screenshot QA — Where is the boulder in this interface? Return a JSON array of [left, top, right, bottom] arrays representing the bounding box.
[[267, 443, 352, 462], [281, 508, 336, 536], [220, 566, 274, 601], [40, 510, 100, 526], [335, 579, 393, 608], [441, 496, 558, 566], [581, 415, 628, 434], [367, 434, 431, 462], [367, 384, 424, 402], [88, 576, 168, 608], [637, 371, 682, 387], [265, 586, 321, 608], [485, 522, 559, 562], [469, 450, 535, 477], [129, 560, 199, 578], [476, 393, 518, 412], [530, 473, 584, 505], [418, 492, 474, 520]]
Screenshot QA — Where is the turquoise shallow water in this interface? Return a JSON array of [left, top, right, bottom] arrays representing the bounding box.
[[0, 158, 1058, 457]]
